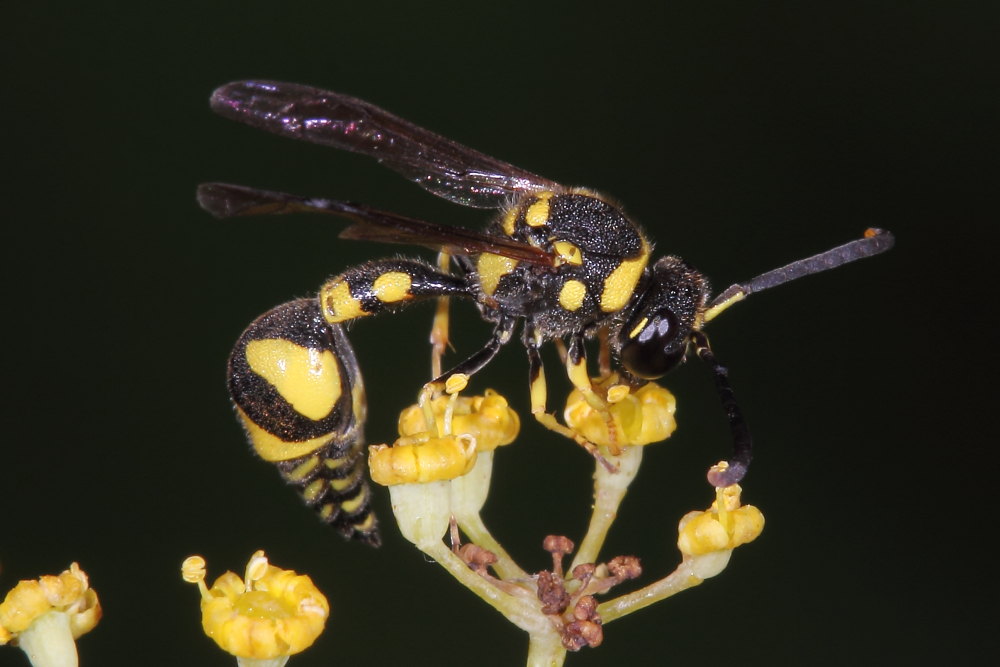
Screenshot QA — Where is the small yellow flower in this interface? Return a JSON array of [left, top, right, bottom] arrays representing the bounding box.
[[182, 551, 329, 663], [677, 485, 765, 557], [564, 376, 677, 448], [371, 381, 518, 487], [0, 563, 101, 667], [369, 432, 477, 486], [397, 389, 520, 453]]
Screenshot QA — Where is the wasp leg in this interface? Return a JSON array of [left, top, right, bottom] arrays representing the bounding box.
[[690, 331, 752, 487], [525, 326, 615, 471], [598, 326, 613, 378], [430, 316, 518, 388], [320, 258, 472, 325], [565, 332, 622, 453], [430, 252, 455, 381]]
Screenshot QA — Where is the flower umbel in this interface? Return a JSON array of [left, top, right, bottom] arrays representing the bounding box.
[[182, 551, 329, 666], [0, 562, 101, 667]]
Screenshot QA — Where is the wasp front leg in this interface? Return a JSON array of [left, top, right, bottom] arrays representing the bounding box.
[[525, 326, 615, 470], [565, 332, 625, 453]]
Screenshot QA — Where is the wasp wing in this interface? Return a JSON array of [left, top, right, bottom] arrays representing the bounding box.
[[209, 81, 561, 210], [198, 182, 555, 266]]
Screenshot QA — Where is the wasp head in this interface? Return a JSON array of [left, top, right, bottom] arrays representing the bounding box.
[[617, 256, 710, 380]]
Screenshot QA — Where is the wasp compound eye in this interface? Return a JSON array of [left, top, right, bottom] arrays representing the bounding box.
[[620, 309, 686, 379]]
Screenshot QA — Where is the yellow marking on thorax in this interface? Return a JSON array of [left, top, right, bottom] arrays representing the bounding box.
[[236, 407, 333, 462], [477, 253, 519, 296], [500, 207, 518, 236], [559, 279, 587, 312], [321, 280, 367, 323], [525, 191, 555, 227], [553, 240, 583, 266], [600, 241, 650, 312], [246, 339, 342, 420], [372, 271, 412, 303]]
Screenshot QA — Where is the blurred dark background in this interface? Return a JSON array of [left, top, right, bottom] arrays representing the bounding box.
[[2, 2, 994, 665]]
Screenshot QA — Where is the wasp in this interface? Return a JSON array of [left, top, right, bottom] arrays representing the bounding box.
[[200, 80, 894, 547]]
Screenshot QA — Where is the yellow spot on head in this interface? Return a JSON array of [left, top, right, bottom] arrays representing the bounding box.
[[559, 279, 587, 312], [628, 316, 649, 339], [372, 271, 412, 303], [525, 192, 554, 227], [600, 242, 650, 312], [245, 339, 342, 420], [477, 253, 519, 296], [320, 280, 367, 323]]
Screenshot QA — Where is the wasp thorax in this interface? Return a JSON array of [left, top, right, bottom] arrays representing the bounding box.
[[618, 256, 710, 380]]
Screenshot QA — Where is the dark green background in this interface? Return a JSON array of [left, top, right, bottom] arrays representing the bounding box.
[[3, 2, 993, 665]]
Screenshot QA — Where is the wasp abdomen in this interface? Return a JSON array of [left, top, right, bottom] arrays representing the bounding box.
[[228, 298, 379, 546]]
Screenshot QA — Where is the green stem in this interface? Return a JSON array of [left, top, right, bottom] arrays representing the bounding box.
[[449, 451, 529, 581], [570, 446, 643, 571], [237, 657, 290, 667], [526, 632, 567, 667], [419, 541, 547, 636], [456, 511, 528, 581], [597, 550, 731, 623], [17, 610, 78, 667]]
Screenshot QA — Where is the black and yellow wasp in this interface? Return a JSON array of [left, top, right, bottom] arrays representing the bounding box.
[[199, 80, 894, 547]]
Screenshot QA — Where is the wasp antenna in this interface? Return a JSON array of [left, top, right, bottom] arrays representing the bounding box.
[[705, 228, 894, 321], [692, 332, 752, 487], [744, 228, 894, 296]]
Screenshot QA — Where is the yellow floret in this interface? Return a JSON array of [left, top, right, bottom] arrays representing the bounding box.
[[564, 378, 677, 447], [397, 389, 520, 452], [369, 433, 477, 486], [183, 551, 328, 660], [0, 562, 101, 644], [677, 485, 765, 557]]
